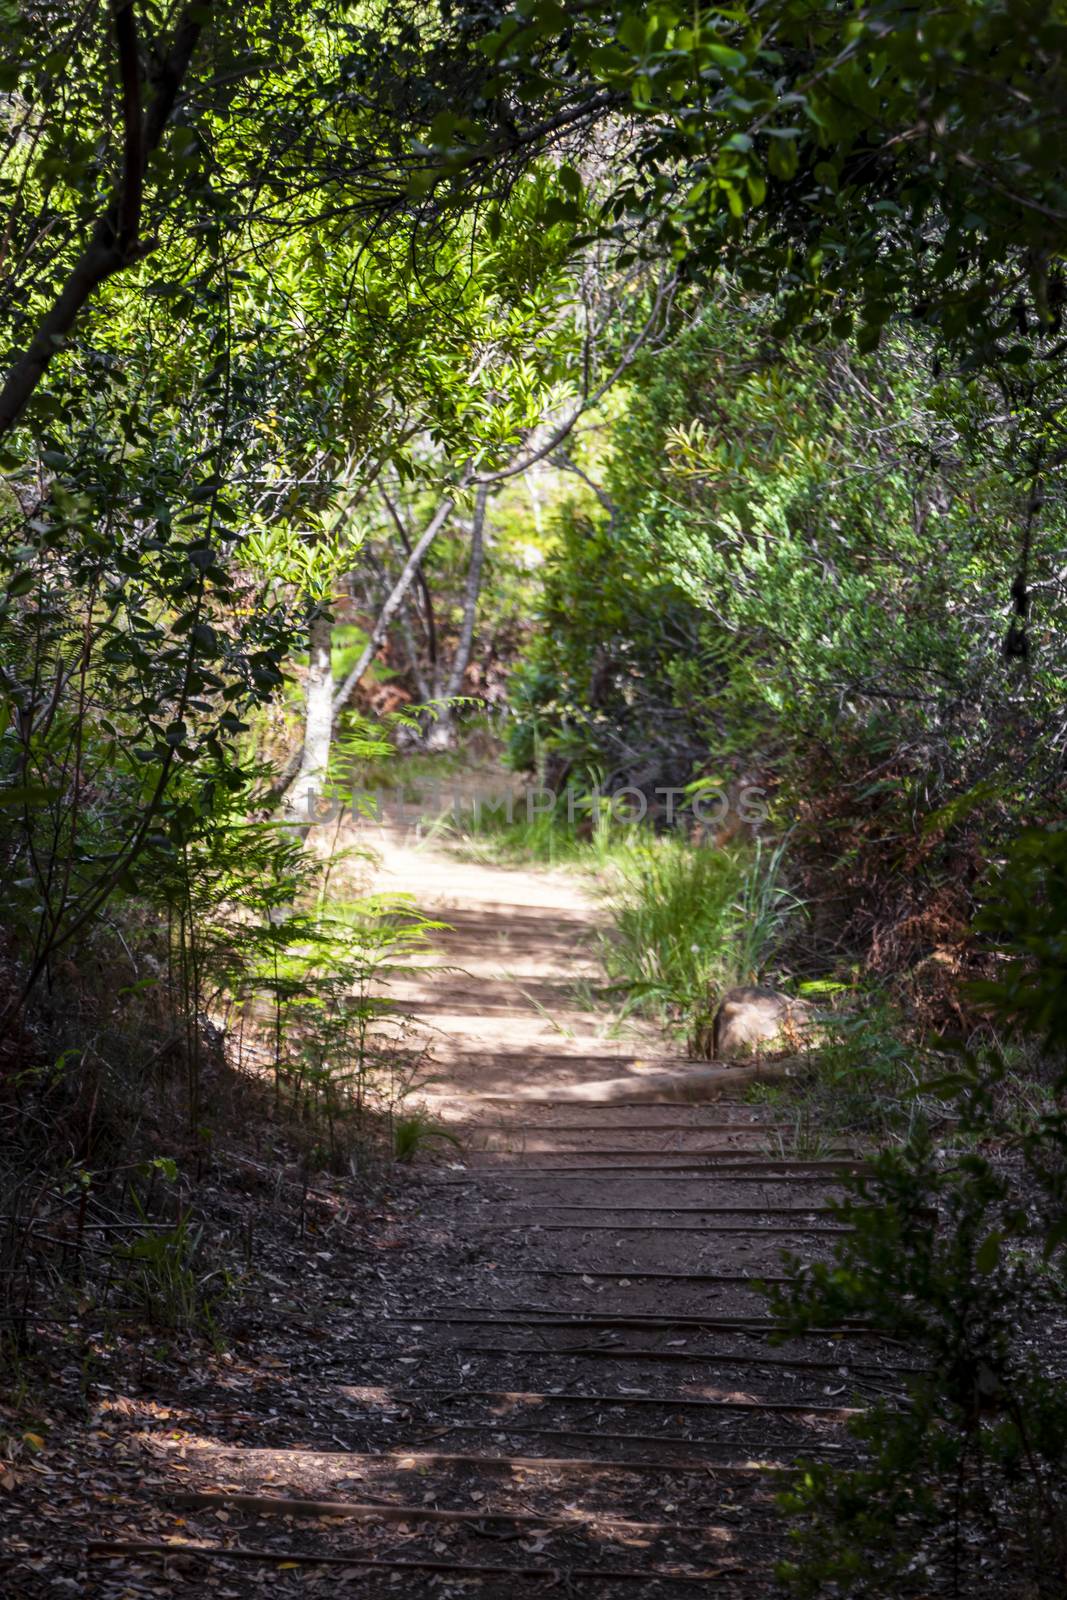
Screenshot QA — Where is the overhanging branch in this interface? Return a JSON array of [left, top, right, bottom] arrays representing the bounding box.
[[0, 2, 210, 435], [470, 270, 677, 486]]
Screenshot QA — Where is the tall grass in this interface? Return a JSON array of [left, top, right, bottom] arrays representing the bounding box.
[[441, 792, 628, 869], [444, 790, 803, 1044], [600, 835, 803, 1044], [729, 837, 802, 986]]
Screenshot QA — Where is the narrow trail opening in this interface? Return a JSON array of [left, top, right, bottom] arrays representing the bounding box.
[[90, 816, 899, 1597]]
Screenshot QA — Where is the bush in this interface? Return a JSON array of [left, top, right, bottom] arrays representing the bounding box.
[[510, 299, 1067, 984], [770, 827, 1067, 1596], [600, 834, 803, 1048]]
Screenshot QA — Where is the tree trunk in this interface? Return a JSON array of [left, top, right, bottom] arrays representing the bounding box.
[[270, 489, 459, 804], [331, 491, 456, 719], [428, 482, 489, 750], [398, 599, 432, 703], [383, 490, 440, 695], [282, 611, 334, 833], [0, 5, 208, 435]]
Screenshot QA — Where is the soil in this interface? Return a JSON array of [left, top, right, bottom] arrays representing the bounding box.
[[1, 820, 902, 1598]]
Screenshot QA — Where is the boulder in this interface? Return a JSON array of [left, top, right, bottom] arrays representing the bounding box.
[[712, 984, 813, 1060]]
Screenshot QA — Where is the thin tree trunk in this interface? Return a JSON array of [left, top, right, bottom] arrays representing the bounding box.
[[331, 491, 456, 718], [271, 489, 459, 803], [263, 282, 674, 808], [0, 5, 208, 436], [428, 481, 489, 750], [444, 481, 488, 701], [383, 489, 439, 693], [282, 611, 334, 833], [398, 599, 432, 703]]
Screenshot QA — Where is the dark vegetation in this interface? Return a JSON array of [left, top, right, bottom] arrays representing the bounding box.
[[513, 305, 1067, 1006], [1, 0, 1066, 1592]]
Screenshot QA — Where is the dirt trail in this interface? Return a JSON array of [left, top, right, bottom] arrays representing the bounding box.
[[370, 820, 687, 1101], [85, 818, 901, 1597]]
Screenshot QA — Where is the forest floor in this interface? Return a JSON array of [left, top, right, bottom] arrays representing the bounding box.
[[2, 812, 905, 1598]]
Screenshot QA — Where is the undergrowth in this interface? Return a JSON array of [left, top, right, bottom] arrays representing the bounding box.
[[440, 788, 625, 868], [601, 834, 802, 1046], [746, 990, 939, 1141], [771, 1049, 1067, 1598], [0, 771, 440, 1365], [767, 828, 1067, 1598], [445, 794, 806, 1042]]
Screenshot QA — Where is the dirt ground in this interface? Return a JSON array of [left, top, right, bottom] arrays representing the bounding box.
[[2, 819, 903, 1598]]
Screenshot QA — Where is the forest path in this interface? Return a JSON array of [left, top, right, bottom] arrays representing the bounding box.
[[369, 816, 693, 1104], [88, 816, 900, 1597]]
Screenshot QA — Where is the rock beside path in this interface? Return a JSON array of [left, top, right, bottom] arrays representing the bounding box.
[[712, 984, 813, 1059]]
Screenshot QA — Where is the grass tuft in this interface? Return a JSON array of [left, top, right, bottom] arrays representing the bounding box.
[[600, 834, 804, 1044], [444, 793, 805, 1043]]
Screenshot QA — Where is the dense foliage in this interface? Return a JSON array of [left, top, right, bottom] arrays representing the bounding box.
[[513, 297, 1067, 981], [1, 3, 1065, 1584], [769, 841, 1067, 1596]]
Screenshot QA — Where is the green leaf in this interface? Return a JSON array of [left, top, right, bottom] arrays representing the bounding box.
[[705, 42, 746, 72], [975, 1232, 1001, 1274], [617, 12, 647, 53], [766, 136, 799, 181]]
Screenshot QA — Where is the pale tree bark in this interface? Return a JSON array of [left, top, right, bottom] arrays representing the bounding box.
[[383, 488, 439, 694], [282, 611, 335, 833], [397, 600, 432, 703], [427, 480, 489, 750], [271, 490, 459, 802], [268, 274, 678, 807], [330, 490, 458, 719]]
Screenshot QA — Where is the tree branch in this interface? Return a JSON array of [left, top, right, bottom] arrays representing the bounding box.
[[332, 489, 459, 718], [0, 2, 210, 435], [114, 1, 144, 253], [270, 488, 463, 802], [443, 480, 488, 702], [382, 486, 438, 683], [550, 449, 618, 526], [470, 271, 677, 486]]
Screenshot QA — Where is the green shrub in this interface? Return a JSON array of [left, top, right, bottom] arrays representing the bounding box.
[[772, 1060, 1067, 1596], [112, 1211, 227, 1337], [770, 827, 1067, 1595], [970, 827, 1067, 1059], [601, 834, 802, 1045], [510, 299, 1067, 978], [393, 1109, 462, 1164]]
